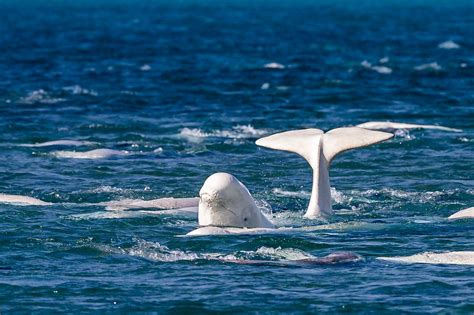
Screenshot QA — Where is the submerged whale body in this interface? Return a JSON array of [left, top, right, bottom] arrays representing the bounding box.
[[51, 148, 128, 159], [379, 251, 474, 265], [0, 194, 52, 206], [357, 121, 462, 132], [225, 251, 362, 266], [20, 140, 96, 147], [256, 127, 393, 218]]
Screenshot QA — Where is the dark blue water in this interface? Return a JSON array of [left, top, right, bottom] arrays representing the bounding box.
[[0, 0, 473, 312]]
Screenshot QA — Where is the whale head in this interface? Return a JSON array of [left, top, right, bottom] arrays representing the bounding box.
[[198, 173, 274, 228]]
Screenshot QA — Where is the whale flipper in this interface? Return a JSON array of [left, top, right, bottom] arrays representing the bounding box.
[[256, 127, 393, 218]]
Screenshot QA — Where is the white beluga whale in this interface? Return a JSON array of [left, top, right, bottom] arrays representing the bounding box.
[[357, 121, 462, 132], [0, 193, 53, 206], [19, 140, 96, 147], [448, 207, 474, 220], [256, 127, 393, 218], [51, 148, 129, 159], [197, 172, 274, 229], [378, 251, 474, 266]]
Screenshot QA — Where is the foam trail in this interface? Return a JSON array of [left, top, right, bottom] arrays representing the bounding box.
[[51, 149, 129, 159], [378, 251, 474, 265], [20, 140, 96, 147], [357, 121, 462, 132], [448, 207, 474, 220], [0, 194, 52, 206]]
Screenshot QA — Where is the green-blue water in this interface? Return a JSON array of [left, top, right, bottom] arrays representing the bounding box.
[[0, 0, 473, 312]]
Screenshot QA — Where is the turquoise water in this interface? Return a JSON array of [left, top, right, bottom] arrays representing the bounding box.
[[0, 0, 473, 312]]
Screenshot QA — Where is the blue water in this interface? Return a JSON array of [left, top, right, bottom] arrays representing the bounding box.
[[1, 0, 473, 312]]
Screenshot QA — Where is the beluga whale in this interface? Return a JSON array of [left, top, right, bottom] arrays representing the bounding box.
[[188, 172, 275, 235], [256, 127, 393, 218], [356, 121, 462, 132]]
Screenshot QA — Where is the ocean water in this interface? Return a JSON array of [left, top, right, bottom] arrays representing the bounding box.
[[0, 0, 473, 312]]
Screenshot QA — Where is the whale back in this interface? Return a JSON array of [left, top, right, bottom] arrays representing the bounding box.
[[198, 173, 274, 228]]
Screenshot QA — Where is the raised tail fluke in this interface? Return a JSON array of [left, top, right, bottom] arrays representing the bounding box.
[[257, 127, 393, 218], [322, 127, 394, 163], [255, 128, 324, 168]]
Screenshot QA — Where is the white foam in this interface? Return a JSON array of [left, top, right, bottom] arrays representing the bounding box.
[[51, 149, 129, 159], [63, 85, 98, 96], [414, 62, 442, 71], [19, 89, 65, 104], [272, 187, 348, 204], [179, 125, 268, 142], [127, 240, 200, 262], [361, 60, 392, 74], [264, 62, 285, 69], [372, 66, 392, 74], [20, 140, 96, 147], [379, 57, 389, 63], [140, 64, 151, 71], [249, 246, 314, 260], [438, 40, 460, 49], [261, 82, 270, 90], [379, 251, 474, 265], [0, 194, 52, 206], [272, 188, 311, 198]]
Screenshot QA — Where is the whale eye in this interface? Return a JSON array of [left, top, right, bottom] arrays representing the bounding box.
[[244, 218, 247, 221]]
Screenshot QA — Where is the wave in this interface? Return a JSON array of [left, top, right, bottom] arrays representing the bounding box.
[[98, 239, 360, 266], [18, 89, 65, 104], [20, 140, 96, 147], [438, 40, 460, 49], [179, 125, 268, 142], [51, 149, 129, 159], [378, 251, 474, 265]]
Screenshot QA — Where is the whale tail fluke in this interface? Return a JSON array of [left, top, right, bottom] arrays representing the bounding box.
[[255, 128, 324, 168], [256, 127, 393, 166], [256, 127, 393, 218], [322, 127, 394, 163]]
